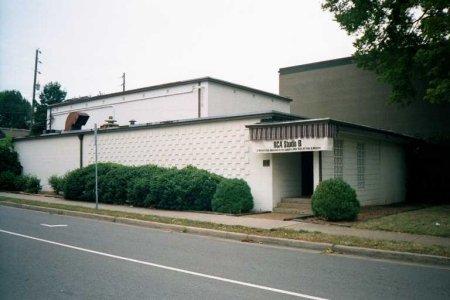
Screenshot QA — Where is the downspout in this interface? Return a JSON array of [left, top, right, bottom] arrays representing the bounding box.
[[78, 134, 84, 168], [197, 82, 201, 118]]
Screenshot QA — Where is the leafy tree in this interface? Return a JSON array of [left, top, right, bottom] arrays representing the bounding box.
[[0, 135, 22, 175], [0, 90, 31, 129], [39, 81, 67, 106], [31, 103, 48, 135], [31, 82, 67, 135], [323, 0, 449, 105]]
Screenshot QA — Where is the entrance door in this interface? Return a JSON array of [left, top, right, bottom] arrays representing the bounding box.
[[301, 152, 314, 196]]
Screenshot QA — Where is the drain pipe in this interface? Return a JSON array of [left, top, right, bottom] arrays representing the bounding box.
[[197, 82, 201, 118], [78, 134, 84, 168]]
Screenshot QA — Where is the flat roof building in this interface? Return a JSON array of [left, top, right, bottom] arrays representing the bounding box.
[[15, 76, 413, 212]]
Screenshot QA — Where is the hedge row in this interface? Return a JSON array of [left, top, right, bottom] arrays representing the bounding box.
[[54, 163, 253, 213], [0, 137, 41, 193], [0, 171, 41, 193]]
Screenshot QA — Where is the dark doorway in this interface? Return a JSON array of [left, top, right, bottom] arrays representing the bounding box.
[[301, 152, 314, 196]]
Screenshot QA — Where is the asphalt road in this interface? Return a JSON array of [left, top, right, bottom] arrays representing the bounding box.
[[0, 206, 449, 300]]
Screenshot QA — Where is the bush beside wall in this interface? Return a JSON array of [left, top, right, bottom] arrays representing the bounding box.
[[0, 171, 20, 191], [211, 178, 253, 214], [49, 174, 66, 195], [60, 163, 252, 213], [311, 178, 360, 221], [0, 136, 41, 193], [0, 137, 22, 176], [21, 175, 42, 193]]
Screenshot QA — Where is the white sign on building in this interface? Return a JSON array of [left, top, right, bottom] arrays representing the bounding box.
[[251, 138, 333, 153]]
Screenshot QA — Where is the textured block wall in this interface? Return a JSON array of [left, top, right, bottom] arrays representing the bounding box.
[[84, 121, 251, 179], [15, 118, 278, 211], [82, 118, 275, 210]]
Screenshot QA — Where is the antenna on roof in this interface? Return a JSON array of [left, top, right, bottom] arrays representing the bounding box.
[[121, 72, 126, 92]]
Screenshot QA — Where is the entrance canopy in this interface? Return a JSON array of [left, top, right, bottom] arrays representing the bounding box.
[[247, 118, 337, 153], [248, 118, 337, 140]]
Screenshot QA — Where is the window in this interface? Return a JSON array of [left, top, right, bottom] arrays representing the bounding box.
[[334, 139, 343, 178], [357, 143, 365, 189]]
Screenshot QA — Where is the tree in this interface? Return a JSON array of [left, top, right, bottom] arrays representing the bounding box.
[[39, 81, 67, 106], [0, 135, 22, 175], [323, 0, 450, 105], [0, 90, 31, 129], [31, 82, 67, 135]]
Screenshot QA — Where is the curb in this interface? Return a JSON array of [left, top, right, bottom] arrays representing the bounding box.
[[1, 201, 449, 266], [331, 245, 450, 266]]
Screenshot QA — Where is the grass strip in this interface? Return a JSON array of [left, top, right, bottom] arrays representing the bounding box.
[[355, 205, 450, 238], [1, 196, 449, 258]]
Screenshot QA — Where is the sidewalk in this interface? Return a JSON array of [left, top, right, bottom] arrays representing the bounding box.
[[1, 192, 450, 247]]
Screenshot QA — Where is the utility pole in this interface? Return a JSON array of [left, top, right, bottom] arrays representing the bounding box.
[[30, 48, 42, 130], [121, 72, 126, 92], [94, 123, 99, 210]]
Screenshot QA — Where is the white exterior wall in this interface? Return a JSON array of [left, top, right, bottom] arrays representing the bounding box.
[[248, 152, 273, 211], [15, 117, 275, 211], [48, 80, 290, 132], [49, 83, 204, 131], [321, 133, 405, 206], [207, 82, 290, 116], [272, 153, 302, 207], [14, 135, 80, 190]]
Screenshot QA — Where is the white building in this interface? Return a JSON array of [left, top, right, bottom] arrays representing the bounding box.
[[47, 77, 290, 131], [15, 77, 412, 212]]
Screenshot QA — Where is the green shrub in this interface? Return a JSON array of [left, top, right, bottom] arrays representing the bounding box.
[[63, 163, 120, 201], [62, 163, 243, 213], [0, 172, 41, 193], [126, 165, 224, 211], [311, 178, 360, 221], [0, 136, 27, 192], [178, 166, 223, 211], [151, 166, 224, 211], [100, 164, 164, 205], [48, 174, 66, 194], [0, 137, 22, 175], [127, 177, 155, 207], [212, 178, 253, 214], [155, 166, 223, 211], [13, 174, 27, 191], [127, 165, 166, 207], [23, 175, 41, 193], [0, 171, 20, 191], [153, 168, 184, 210], [99, 166, 135, 204]]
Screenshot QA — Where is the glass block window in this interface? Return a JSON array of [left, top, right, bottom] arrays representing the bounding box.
[[357, 143, 365, 189], [334, 139, 343, 178]]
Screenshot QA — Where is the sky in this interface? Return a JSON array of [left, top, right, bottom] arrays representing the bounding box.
[[0, 0, 355, 102]]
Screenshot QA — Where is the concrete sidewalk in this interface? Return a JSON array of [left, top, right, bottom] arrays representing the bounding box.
[[1, 191, 449, 247]]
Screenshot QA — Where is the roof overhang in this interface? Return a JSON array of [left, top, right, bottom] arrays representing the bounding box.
[[247, 118, 337, 140], [246, 118, 417, 143]]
